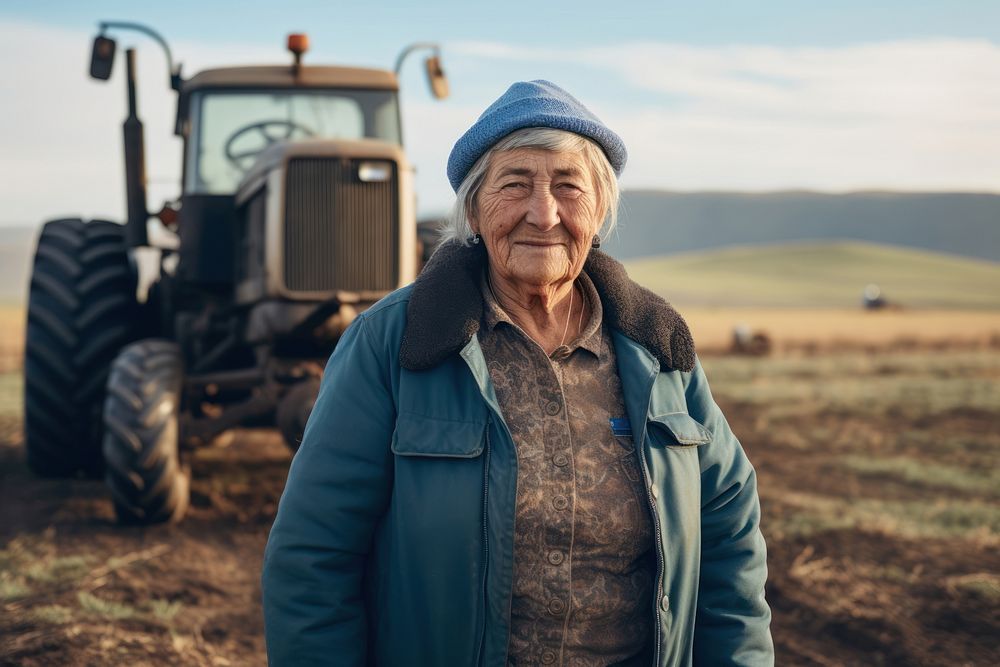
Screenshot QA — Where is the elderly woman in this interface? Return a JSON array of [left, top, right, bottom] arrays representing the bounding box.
[[262, 80, 773, 666]]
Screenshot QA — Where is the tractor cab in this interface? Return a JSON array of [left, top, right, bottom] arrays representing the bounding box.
[[171, 62, 408, 288], [177, 67, 403, 195]]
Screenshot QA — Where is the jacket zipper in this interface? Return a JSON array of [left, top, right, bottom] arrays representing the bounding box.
[[638, 448, 665, 667], [636, 367, 664, 667], [476, 419, 492, 667]]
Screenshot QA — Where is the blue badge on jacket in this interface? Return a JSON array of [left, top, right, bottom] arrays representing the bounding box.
[[610, 417, 632, 437]]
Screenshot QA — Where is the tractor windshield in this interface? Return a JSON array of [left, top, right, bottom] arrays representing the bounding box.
[[185, 88, 401, 194]]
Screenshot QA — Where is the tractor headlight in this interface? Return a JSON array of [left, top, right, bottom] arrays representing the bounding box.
[[357, 161, 392, 182]]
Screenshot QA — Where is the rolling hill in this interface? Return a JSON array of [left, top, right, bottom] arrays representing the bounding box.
[[604, 190, 1000, 262], [624, 240, 1000, 309]]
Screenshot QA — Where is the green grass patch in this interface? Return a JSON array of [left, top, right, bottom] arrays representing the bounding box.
[[0, 577, 30, 601], [626, 241, 1000, 308], [0, 535, 97, 609], [769, 492, 1000, 543], [770, 507, 858, 537], [148, 598, 183, 623], [32, 604, 74, 624], [843, 455, 1000, 496], [703, 350, 1000, 425], [77, 591, 137, 620], [867, 563, 921, 586], [946, 573, 1000, 602], [703, 350, 1000, 386], [0, 537, 38, 599], [708, 372, 1000, 419], [25, 554, 93, 585]]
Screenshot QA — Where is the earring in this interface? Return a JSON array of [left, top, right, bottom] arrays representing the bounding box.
[[469, 233, 482, 245], [591, 234, 601, 249]]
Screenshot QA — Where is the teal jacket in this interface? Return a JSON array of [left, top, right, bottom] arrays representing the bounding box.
[[262, 244, 773, 666]]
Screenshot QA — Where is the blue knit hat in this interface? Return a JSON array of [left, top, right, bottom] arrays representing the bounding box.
[[446, 80, 627, 192]]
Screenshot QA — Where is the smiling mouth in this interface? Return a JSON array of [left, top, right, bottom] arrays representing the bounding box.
[[515, 240, 564, 247]]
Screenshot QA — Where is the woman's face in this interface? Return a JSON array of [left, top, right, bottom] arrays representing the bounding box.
[[472, 148, 603, 292]]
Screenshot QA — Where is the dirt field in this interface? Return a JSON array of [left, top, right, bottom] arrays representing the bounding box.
[[1, 320, 998, 665]]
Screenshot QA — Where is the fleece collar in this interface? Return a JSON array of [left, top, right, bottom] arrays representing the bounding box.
[[399, 242, 696, 373]]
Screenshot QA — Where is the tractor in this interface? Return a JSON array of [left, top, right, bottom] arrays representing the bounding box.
[[23, 22, 448, 524]]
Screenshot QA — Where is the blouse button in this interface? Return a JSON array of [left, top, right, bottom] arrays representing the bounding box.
[[548, 550, 564, 565], [660, 594, 670, 612], [552, 495, 569, 511], [541, 650, 557, 664], [545, 401, 561, 416], [650, 484, 659, 500], [548, 597, 566, 616], [552, 454, 569, 467]]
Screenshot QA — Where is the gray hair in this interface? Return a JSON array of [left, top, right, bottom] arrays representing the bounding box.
[[439, 127, 620, 246]]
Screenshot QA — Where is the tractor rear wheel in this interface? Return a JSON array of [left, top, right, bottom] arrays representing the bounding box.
[[102, 340, 189, 524], [24, 218, 138, 477]]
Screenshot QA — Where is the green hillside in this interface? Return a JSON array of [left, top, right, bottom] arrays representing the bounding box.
[[624, 241, 1000, 309]]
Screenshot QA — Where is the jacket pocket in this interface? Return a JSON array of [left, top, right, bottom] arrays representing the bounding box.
[[391, 412, 487, 458], [647, 412, 712, 448]]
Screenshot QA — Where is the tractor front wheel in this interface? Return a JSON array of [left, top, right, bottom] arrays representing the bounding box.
[[102, 340, 189, 524]]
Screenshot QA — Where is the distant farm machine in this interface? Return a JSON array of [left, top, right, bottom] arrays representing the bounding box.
[[23, 22, 448, 523]]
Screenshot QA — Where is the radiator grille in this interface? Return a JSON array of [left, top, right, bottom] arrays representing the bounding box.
[[284, 158, 398, 292]]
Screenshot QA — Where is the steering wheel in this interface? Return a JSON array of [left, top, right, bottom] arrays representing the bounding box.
[[223, 119, 316, 172]]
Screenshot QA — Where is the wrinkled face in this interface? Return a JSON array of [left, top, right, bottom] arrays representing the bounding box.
[[472, 148, 603, 291]]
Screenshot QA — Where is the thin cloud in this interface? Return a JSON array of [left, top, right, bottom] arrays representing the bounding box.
[[446, 38, 1000, 193]]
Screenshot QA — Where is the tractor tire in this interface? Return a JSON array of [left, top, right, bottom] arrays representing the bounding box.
[[24, 218, 138, 477], [102, 340, 189, 524]]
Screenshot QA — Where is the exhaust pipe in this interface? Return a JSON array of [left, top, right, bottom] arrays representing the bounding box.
[[123, 47, 149, 247]]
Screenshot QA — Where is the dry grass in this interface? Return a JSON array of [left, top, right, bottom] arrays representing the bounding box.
[[682, 307, 1000, 351], [0, 305, 23, 373], [0, 372, 21, 422]]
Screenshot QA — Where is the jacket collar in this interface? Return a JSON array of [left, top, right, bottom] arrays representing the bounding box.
[[399, 241, 696, 373]]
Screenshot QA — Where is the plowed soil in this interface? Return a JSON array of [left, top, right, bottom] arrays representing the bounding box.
[[1, 346, 998, 666]]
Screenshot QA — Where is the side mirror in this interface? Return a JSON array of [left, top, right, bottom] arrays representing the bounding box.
[[424, 56, 449, 100], [90, 35, 117, 80]]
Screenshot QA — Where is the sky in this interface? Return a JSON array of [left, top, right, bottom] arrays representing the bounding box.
[[1, 0, 999, 226]]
